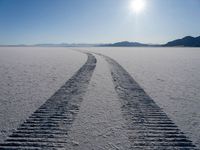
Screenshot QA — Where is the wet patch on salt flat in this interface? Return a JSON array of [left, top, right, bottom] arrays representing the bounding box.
[[65, 55, 130, 150]]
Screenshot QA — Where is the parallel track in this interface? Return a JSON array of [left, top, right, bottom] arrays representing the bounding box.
[[0, 51, 198, 150]]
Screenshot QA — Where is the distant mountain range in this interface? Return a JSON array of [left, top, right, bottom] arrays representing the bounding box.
[[101, 36, 200, 47], [0, 36, 200, 47], [34, 43, 96, 47], [164, 36, 200, 47], [99, 41, 150, 47]]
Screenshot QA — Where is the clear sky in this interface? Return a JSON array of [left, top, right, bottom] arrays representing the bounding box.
[[0, 0, 200, 45]]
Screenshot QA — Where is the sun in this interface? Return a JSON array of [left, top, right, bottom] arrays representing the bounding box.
[[130, 0, 146, 14]]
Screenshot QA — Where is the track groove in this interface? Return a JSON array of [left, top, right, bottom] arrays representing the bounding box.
[[102, 54, 197, 150], [0, 53, 96, 150]]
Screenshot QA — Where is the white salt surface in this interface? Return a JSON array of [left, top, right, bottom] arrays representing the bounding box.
[[1, 47, 199, 148], [0, 47, 86, 142], [83, 47, 200, 148], [65, 55, 130, 150]]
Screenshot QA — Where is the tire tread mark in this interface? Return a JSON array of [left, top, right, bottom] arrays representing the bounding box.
[[102, 54, 197, 150], [0, 53, 96, 149]]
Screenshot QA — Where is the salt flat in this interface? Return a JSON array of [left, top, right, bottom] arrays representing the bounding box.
[[0, 47, 199, 149], [64, 54, 130, 150], [0, 47, 86, 142], [84, 47, 200, 148]]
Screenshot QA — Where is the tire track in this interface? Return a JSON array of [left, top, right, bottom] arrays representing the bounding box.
[[102, 54, 197, 150], [63, 54, 131, 150], [0, 53, 96, 150]]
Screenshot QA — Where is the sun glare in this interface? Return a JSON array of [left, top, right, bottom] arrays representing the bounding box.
[[130, 0, 146, 14]]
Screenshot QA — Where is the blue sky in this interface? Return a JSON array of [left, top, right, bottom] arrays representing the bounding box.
[[0, 0, 200, 44]]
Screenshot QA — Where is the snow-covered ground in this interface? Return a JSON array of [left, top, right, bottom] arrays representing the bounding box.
[[84, 47, 200, 148], [0, 47, 86, 142]]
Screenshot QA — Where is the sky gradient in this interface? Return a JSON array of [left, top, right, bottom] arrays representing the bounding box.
[[0, 0, 200, 44]]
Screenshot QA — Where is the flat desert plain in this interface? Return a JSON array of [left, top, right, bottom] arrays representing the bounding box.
[[0, 47, 199, 149]]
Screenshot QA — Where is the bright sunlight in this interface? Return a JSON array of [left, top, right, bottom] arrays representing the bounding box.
[[130, 0, 146, 14]]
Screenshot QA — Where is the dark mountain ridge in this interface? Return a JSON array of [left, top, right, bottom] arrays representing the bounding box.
[[164, 36, 200, 47], [99, 41, 149, 47]]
